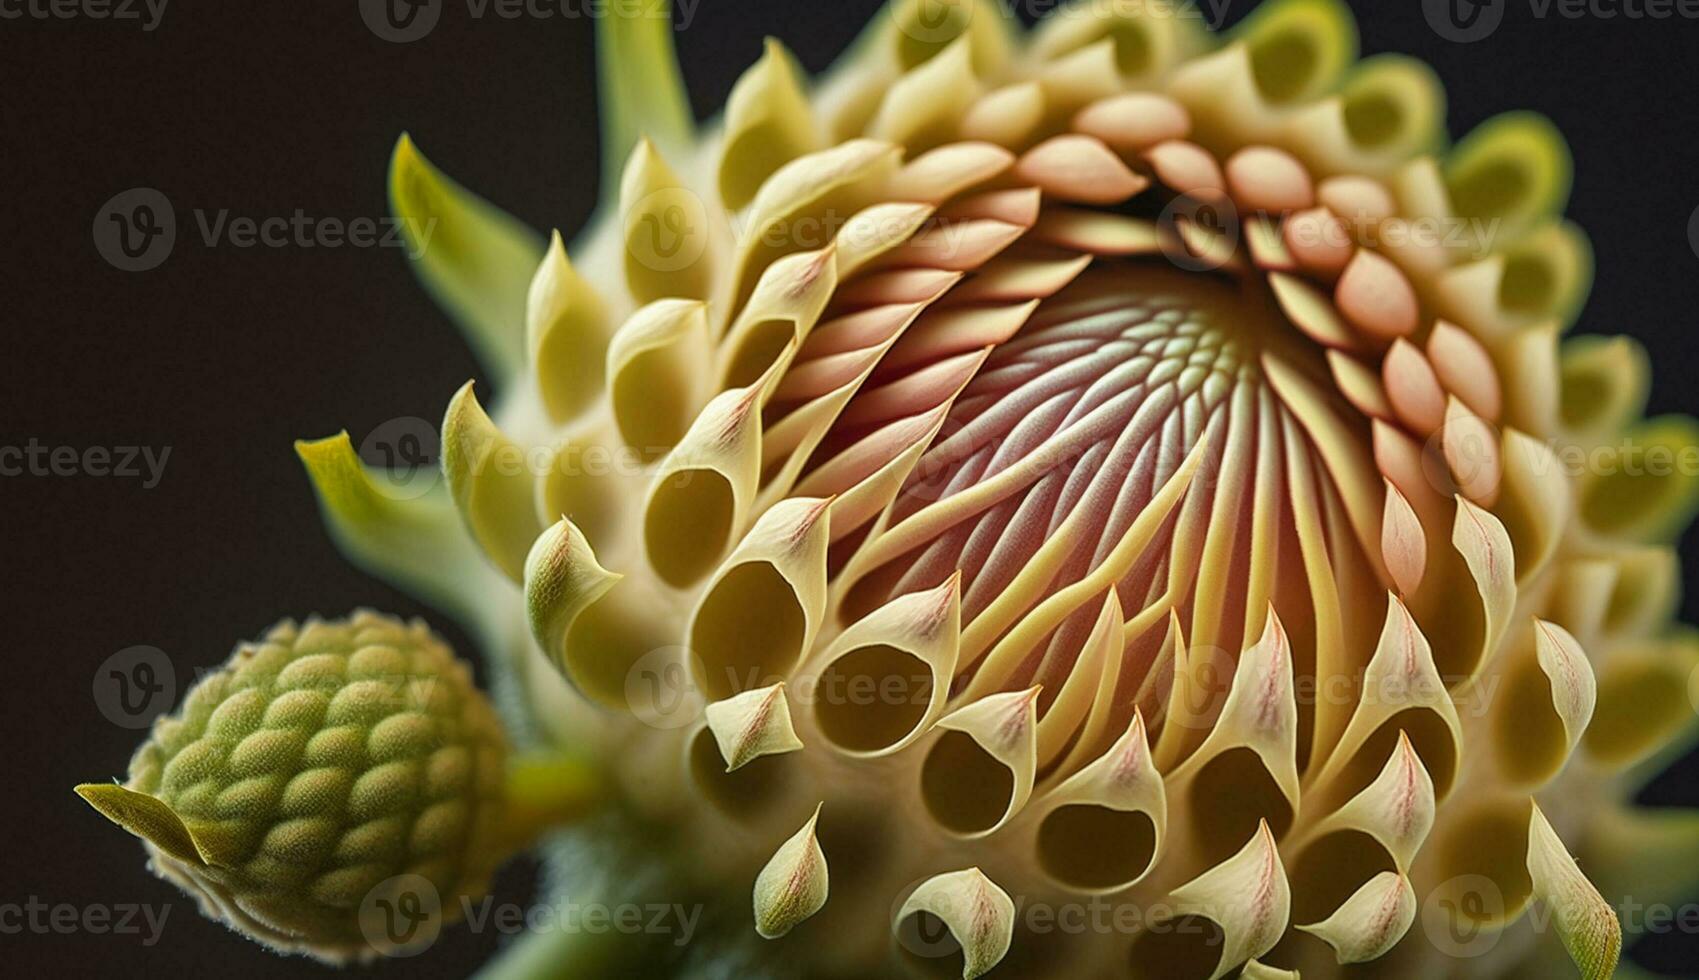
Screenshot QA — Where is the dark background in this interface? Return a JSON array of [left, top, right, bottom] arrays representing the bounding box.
[[2, 0, 1698, 976]]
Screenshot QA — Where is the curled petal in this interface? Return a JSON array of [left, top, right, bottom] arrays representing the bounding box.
[[921, 688, 1041, 837], [1033, 710, 1166, 893], [620, 140, 713, 305], [607, 299, 713, 461], [442, 382, 543, 582], [528, 232, 611, 424], [525, 517, 625, 701], [1297, 871, 1416, 965], [720, 39, 820, 212], [813, 573, 961, 757], [1159, 821, 1291, 980], [895, 868, 1014, 980]]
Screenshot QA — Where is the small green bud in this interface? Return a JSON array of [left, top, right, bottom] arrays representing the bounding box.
[[78, 610, 510, 962]]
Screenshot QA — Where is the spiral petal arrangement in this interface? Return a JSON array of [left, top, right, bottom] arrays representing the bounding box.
[[76, 1, 1699, 977]]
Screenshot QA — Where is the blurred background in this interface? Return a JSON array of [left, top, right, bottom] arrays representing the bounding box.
[[2, 0, 1697, 974]]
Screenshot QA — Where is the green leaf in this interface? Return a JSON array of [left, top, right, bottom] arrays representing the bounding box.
[[389, 134, 546, 381]]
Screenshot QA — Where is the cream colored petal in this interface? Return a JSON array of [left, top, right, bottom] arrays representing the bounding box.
[[1284, 206, 1354, 277], [620, 139, 712, 305], [885, 141, 1015, 205], [960, 82, 1046, 148], [720, 246, 838, 389], [869, 36, 980, 151], [719, 39, 820, 212], [1169, 612, 1300, 822], [1014, 134, 1150, 205], [1310, 595, 1461, 801], [1381, 479, 1427, 598], [706, 683, 805, 772], [527, 231, 611, 424], [812, 573, 961, 757], [1427, 320, 1502, 422], [644, 371, 777, 588], [1533, 620, 1596, 753], [894, 868, 1014, 980], [1300, 731, 1435, 870], [1226, 146, 1315, 214], [524, 516, 624, 699], [921, 688, 1041, 838], [1452, 495, 1518, 684], [607, 298, 713, 461], [1383, 338, 1446, 436], [1163, 821, 1291, 980], [1337, 249, 1419, 342], [687, 496, 832, 701], [1270, 272, 1357, 351], [442, 382, 543, 582], [1496, 429, 1570, 585], [1297, 872, 1415, 965], [833, 202, 936, 279], [1071, 92, 1192, 153], [1442, 396, 1502, 508], [1033, 709, 1166, 893], [753, 804, 827, 939]]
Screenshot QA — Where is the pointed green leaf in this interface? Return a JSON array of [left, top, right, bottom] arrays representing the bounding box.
[[597, 0, 693, 191], [389, 134, 546, 380]]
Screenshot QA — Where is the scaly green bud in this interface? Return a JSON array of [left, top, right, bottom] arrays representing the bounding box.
[[77, 610, 510, 962]]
